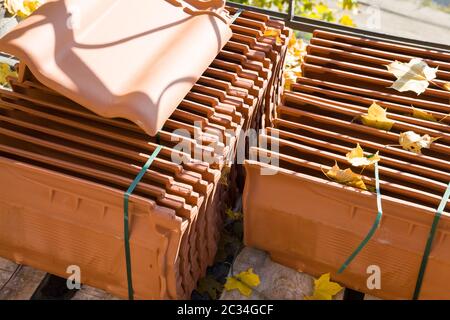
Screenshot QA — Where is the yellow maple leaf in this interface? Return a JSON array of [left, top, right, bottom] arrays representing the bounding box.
[[324, 162, 367, 190], [0, 63, 18, 87], [361, 102, 395, 131], [224, 268, 260, 297], [346, 144, 380, 167], [386, 58, 438, 95], [399, 131, 439, 154], [412, 107, 437, 122], [263, 28, 282, 45], [339, 14, 355, 27], [305, 273, 343, 300]]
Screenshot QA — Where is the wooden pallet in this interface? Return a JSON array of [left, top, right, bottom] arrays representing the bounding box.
[[0, 257, 119, 300]]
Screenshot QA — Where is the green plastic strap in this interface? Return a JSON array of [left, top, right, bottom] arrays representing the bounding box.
[[338, 163, 383, 274], [413, 182, 450, 300], [231, 8, 244, 23], [124, 145, 162, 300]]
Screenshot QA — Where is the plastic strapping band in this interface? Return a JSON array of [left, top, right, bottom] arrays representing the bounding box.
[[124, 143, 163, 300], [231, 8, 244, 24], [338, 163, 383, 274], [413, 182, 450, 300]]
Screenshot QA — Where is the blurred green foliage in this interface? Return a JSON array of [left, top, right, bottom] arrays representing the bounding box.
[[229, 0, 358, 25]]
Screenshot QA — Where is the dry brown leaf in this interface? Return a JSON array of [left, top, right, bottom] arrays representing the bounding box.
[[346, 144, 380, 167], [324, 162, 367, 190], [361, 102, 395, 131], [412, 107, 437, 122], [386, 58, 438, 95], [399, 131, 439, 154]]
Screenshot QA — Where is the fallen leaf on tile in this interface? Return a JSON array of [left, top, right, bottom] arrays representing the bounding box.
[[361, 102, 395, 131], [224, 268, 261, 297], [386, 58, 437, 95], [399, 131, 440, 154], [443, 82, 450, 91], [197, 275, 223, 300], [324, 162, 367, 190], [0, 63, 18, 87], [264, 28, 282, 45], [346, 143, 380, 167], [411, 107, 437, 122], [305, 273, 343, 300]]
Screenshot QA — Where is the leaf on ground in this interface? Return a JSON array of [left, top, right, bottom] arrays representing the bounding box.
[[305, 273, 343, 300], [399, 131, 439, 154], [411, 107, 437, 122], [361, 102, 395, 131], [219, 165, 231, 186], [224, 268, 260, 297], [346, 143, 380, 167], [0, 63, 18, 87], [283, 66, 302, 90], [386, 58, 438, 95], [226, 208, 243, 221], [197, 276, 223, 300], [324, 162, 367, 190], [283, 33, 306, 90], [286, 34, 306, 66]]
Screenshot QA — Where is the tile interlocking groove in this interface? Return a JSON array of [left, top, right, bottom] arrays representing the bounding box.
[[244, 30, 450, 300]]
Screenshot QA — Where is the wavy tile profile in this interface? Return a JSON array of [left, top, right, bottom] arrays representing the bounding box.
[[0, 0, 233, 136]]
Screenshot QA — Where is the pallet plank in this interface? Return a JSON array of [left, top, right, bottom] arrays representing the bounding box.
[[0, 258, 46, 300]]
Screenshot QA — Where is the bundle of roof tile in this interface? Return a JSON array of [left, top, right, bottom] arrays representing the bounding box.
[[0, 3, 289, 299], [244, 30, 450, 299]]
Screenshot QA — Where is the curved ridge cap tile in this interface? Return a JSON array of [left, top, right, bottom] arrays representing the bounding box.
[[0, 0, 233, 136]]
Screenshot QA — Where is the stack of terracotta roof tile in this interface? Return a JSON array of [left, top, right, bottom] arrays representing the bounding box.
[[0, 2, 289, 299], [244, 30, 450, 299]]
